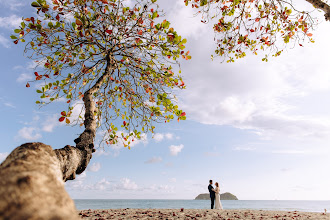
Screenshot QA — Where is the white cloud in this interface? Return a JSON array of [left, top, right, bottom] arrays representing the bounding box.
[[203, 152, 220, 157], [87, 162, 101, 172], [16, 127, 42, 141], [149, 184, 175, 193], [169, 178, 177, 183], [115, 178, 138, 190], [42, 114, 60, 132], [153, 132, 174, 142], [153, 133, 164, 142], [65, 172, 87, 190], [169, 144, 184, 156], [0, 0, 24, 10], [165, 0, 206, 40], [0, 152, 9, 163], [0, 15, 22, 29], [233, 147, 257, 151], [144, 156, 162, 164], [17, 73, 33, 83], [0, 34, 10, 48], [176, 18, 330, 142], [4, 102, 15, 108], [165, 133, 174, 140], [92, 178, 111, 190], [272, 150, 307, 155]]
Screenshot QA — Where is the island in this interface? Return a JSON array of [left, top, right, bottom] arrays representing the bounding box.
[[194, 192, 238, 200]]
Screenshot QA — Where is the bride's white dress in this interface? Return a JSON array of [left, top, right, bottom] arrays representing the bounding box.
[[214, 187, 223, 210]]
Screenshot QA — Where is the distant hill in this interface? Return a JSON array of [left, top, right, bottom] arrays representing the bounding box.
[[195, 192, 238, 200]]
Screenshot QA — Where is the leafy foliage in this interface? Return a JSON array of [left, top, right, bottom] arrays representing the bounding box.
[[184, 0, 317, 62], [12, 0, 190, 148]]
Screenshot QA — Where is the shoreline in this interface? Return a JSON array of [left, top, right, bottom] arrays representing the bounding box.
[[79, 209, 330, 219]]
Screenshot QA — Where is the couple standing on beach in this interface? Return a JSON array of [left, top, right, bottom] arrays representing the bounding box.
[[208, 180, 223, 210]]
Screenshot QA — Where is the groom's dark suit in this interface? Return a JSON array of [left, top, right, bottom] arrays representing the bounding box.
[[208, 184, 215, 209]]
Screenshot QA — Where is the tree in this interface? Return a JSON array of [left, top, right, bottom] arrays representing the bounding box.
[[9, 0, 190, 181], [184, 0, 330, 62]]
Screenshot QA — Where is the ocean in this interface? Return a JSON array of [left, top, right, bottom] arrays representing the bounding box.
[[74, 199, 330, 213]]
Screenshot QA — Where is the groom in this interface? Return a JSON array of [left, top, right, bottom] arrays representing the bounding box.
[[208, 179, 215, 209]]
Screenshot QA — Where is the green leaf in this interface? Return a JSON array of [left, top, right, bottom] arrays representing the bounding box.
[[200, 0, 207, 6], [31, 2, 40, 7], [36, 89, 43, 93], [152, 12, 158, 19], [14, 29, 21, 33], [10, 35, 17, 39]]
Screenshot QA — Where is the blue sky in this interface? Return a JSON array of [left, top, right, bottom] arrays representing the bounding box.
[[1, 0, 330, 200]]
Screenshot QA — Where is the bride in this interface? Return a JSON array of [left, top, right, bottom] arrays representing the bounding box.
[[214, 182, 223, 210]]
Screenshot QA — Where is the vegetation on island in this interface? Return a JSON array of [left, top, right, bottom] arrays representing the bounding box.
[[195, 192, 238, 200]]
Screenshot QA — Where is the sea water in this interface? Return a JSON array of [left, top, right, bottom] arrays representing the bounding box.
[[74, 199, 330, 213]]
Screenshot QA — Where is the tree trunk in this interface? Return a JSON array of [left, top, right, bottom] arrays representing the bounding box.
[[304, 0, 330, 21], [55, 52, 114, 181], [0, 142, 79, 219], [0, 53, 114, 219]]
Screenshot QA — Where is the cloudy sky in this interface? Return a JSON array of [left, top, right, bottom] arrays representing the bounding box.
[[0, 0, 330, 200]]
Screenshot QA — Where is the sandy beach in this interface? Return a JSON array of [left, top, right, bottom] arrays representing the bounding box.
[[79, 209, 330, 219]]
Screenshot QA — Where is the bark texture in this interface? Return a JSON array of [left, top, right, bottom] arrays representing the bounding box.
[[55, 53, 115, 181], [304, 0, 330, 21], [0, 142, 79, 220], [0, 54, 115, 218]]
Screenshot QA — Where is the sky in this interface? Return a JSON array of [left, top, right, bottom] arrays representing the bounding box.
[[0, 0, 330, 200]]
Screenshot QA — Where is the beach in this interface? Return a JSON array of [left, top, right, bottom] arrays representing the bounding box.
[[79, 209, 330, 219]]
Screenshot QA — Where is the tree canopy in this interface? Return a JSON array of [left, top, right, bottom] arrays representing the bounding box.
[[184, 0, 330, 62], [11, 0, 190, 149]]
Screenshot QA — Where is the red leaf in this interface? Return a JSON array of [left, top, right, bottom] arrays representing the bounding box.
[[59, 117, 65, 122], [34, 72, 39, 76], [76, 19, 83, 26], [137, 30, 143, 35], [306, 33, 313, 37], [106, 29, 112, 34], [56, 14, 60, 21], [14, 40, 18, 44], [123, 121, 127, 126], [26, 83, 30, 87], [110, 77, 115, 81], [61, 111, 66, 116], [180, 112, 186, 117], [36, 75, 42, 80]]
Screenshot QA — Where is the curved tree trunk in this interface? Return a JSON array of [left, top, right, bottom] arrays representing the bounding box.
[[304, 0, 330, 21], [0, 53, 114, 219], [55, 52, 115, 181]]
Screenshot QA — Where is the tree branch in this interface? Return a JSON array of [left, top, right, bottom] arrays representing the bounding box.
[[304, 0, 330, 21], [55, 52, 116, 181]]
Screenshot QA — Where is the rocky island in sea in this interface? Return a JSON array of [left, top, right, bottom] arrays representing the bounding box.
[[194, 192, 238, 200]]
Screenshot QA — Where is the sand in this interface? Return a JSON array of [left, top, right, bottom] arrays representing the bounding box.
[[79, 209, 330, 219]]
